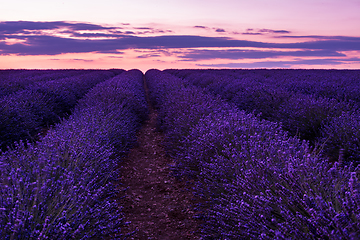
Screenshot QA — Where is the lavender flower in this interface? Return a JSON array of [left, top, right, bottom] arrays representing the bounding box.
[[0, 69, 147, 239]]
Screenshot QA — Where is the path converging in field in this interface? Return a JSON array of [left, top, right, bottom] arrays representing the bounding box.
[[118, 78, 201, 240], [2, 69, 359, 239]]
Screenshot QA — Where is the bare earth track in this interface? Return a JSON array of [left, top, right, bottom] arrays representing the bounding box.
[[118, 78, 202, 239]]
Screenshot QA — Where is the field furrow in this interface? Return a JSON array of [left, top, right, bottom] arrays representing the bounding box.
[[119, 101, 202, 239]]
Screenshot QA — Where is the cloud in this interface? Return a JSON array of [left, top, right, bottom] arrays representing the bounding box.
[[137, 53, 161, 58], [0, 36, 110, 55], [198, 58, 360, 68], [0, 35, 260, 55], [194, 26, 208, 29], [258, 29, 290, 34], [179, 49, 345, 60], [1, 33, 360, 56], [0, 21, 115, 34], [242, 32, 264, 35], [135, 49, 173, 58], [95, 50, 124, 54], [72, 59, 94, 62], [134, 27, 153, 30], [198, 62, 292, 68], [70, 32, 125, 38], [1, 31, 360, 56], [0, 21, 359, 64], [275, 35, 360, 41], [50, 58, 94, 62], [280, 39, 360, 51], [243, 28, 291, 35], [215, 28, 226, 32]]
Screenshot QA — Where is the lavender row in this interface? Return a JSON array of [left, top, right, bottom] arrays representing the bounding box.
[[266, 69, 360, 103], [146, 69, 360, 239], [0, 70, 51, 83], [0, 69, 148, 239], [0, 70, 89, 98], [166, 69, 360, 104], [0, 70, 118, 151], [0, 70, 52, 97], [165, 69, 360, 165]]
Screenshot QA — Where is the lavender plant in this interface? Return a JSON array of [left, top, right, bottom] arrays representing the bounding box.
[[149, 69, 360, 239], [167, 69, 360, 163], [186, 110, 360, 239], [146, 69, 224, 154], [0, 71, 116, 151], [318, 110, 360, 165], [0, 70, 85, 98], [274, 93, 353, 141], [0, 69, 148, 239]]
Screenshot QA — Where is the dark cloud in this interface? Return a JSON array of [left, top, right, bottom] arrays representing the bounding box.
[[198, 62, 292, 68], [0, 35, 123, 55], [95, 50, 124, 54], [0, 21, 359, 61], [1, 32, 360, 56], [0, 35, 258, 55], [242, 32, 263, 35], [275, 35, 360, 41], [134, 27, 153, 30], [215, 28, 226, 32], [179, 49, 345, 60], [280, 39, 360, 51], [338, 57, 360, 62], [243, 28, 291, 35], [1, 33, 360, 56], [273, 30, 290, 34], [137, 29, 173, 34], [70, 32, 125, 38], [194, 26, 208, 29], [259, 29, 290, 34], [198, 58, 360, 68], [0, 21, 115, 34]]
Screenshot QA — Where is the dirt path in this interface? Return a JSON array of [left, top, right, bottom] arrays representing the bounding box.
[[118, 78, 202, 239]]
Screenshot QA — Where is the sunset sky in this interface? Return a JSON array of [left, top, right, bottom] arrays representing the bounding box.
[[0, 0, 359, 71]]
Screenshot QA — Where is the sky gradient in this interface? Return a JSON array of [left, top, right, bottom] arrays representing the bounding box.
[[0, 0, 359, 70]]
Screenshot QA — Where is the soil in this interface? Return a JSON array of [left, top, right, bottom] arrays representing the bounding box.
[[117, 78, 203, 239]]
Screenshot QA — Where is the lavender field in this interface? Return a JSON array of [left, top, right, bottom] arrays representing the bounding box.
[[1, 69, 360, 239]]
